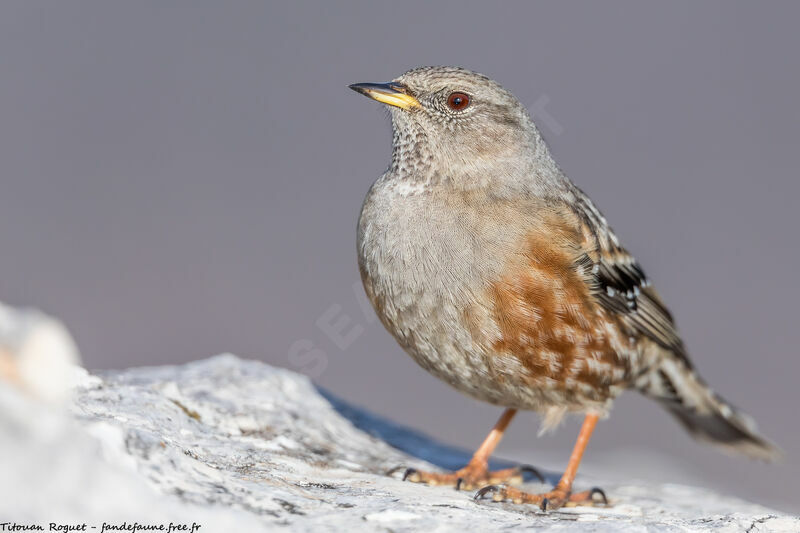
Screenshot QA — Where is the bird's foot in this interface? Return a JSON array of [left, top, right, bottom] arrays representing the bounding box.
[[474, 484, 608, 511], [388, 463, 544, 491]]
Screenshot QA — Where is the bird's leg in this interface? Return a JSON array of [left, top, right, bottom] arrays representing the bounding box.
[[475, 414, 608, 510], [389, 408, 544, 491]]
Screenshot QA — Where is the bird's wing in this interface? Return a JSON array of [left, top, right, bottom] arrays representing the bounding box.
[[557, 191, 691, 368], [587, 248, 690, 366]]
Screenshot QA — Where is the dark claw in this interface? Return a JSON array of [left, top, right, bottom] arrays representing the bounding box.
[[540, 497, 549, 511], [473, 484, 502, 501], [516, 464, 546, 484], [455, 477, 464, 491], [385, 466, 407, 477], [589, 487, 608, 505], [402, 467, 417, 481]]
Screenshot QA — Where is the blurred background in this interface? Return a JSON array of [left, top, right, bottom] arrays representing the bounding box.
[[1, 0, 797, 512]]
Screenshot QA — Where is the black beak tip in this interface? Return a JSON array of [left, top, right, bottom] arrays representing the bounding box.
[[349, 83, 370, 95], [349, 82, 408, 96]]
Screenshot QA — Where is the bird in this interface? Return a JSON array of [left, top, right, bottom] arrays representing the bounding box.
[[349, 66, 779, 510]]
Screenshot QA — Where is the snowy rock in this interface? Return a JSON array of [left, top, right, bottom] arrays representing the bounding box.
[[1, 354, 797, 532]]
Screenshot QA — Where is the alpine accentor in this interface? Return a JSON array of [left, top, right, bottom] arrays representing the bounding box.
[[350, 66, 778, 510]]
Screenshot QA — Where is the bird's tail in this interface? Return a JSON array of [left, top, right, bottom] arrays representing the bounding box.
[[637, 358, 781, 461]]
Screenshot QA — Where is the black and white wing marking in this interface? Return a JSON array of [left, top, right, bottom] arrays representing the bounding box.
[[587, 250, 691, 368]]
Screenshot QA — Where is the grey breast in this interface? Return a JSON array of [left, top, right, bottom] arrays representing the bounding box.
[[357, 175, 547, 406]]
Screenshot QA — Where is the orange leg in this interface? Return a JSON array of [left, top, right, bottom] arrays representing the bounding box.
[[475, 414, 608, 510], [390, 408, 544, 490]]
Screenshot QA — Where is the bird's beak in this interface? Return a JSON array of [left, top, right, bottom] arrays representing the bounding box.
[[348, 82, 420, 110]]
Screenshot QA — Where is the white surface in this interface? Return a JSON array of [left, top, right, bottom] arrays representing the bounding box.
[[0, 354, 796, 532], [0, 302, 82, 403]]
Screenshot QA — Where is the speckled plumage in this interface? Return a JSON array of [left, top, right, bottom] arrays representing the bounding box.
[[353, 66, 778, 461]]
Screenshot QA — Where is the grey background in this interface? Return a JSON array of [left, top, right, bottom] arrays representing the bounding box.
[[1, 1, 798, 512]]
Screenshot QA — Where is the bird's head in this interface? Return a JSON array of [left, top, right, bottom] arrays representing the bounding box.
[[350, 66, 547, 189]]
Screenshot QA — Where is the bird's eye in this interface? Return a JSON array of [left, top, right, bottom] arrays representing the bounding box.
[[446, 92, 470, 111]]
